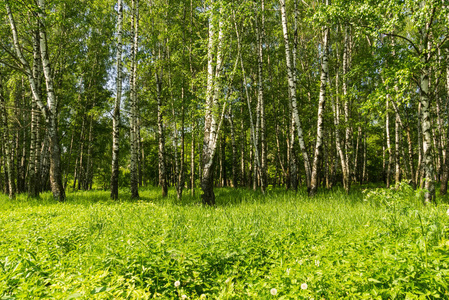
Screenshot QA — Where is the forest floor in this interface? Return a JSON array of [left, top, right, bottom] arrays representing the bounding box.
[[1, 185, 449, 299]]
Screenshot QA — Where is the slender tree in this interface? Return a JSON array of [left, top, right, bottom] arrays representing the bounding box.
[[129, 0, 140, 199], [110, 0, 123, 200], [310, 1, 329, 196]]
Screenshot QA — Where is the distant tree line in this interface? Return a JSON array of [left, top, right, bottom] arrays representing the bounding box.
[[0, 0, 448, 203]]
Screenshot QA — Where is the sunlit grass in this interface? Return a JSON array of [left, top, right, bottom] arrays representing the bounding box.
[[0, 186, 448, 299]]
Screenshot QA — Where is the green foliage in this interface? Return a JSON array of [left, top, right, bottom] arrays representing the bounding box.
[[363, 180, 423, 209], [1, 188, 448, 299]]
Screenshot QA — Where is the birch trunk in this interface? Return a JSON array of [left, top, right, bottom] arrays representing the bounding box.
[[1, 142, 6, 194], [256, 2, 267, 193], [37, 0, 65, 201], [28, 27, 42, 197], [85, 112, 94, 190], [234, 18, 264, 193], [40, 134, 50, 191], [421, 70, 435, 202], [129, 0, 139, 199], [178, 86, 186, 198], [6, 2, 53, 198], [189, 0, 195, 196], [279, 0, 311, 188], [363, 131, 367, 182], [435, 94, 444, 181], [416, 102, 423, 185], [77, 113, 87, 190], [420, 22, 435, 202], [440, 47, 449, 195], [201, 6, 224, 205], [395, 111, 400, 183], [228, 109, 238, 188], [390, 97, 415, 186], [386, 98, 392, 188], [310, 22, 329, 196], [110, 0, 123, 200], [342, 25, 352, 193], [0, 75, 15, 199], [331, 57, 349, 192], [156, 69, 167, 197], [353, 126, 362, 183], [289, 114, 298, 191], [191, 118, 195, 195], [240, 97, 246, 187]]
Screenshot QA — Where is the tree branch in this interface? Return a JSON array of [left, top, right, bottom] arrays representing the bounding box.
[[383, 32, 421, 55]]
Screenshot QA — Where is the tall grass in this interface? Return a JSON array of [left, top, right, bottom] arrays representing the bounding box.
[[0, 186, 448, 299]]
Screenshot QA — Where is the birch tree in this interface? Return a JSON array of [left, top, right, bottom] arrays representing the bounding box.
[[310, 1, 329, 196], [129, 0, 140, 199], [201, 2, 225, 205], [6, 0, 65, 201], [110, 0, 123, 200], [279, 0, 312, 190]]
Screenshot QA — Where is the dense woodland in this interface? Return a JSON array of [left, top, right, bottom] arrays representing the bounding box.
[[0, 0, 448, 204]]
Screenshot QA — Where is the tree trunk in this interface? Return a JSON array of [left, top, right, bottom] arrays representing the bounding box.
[[420, 23, 435, 202], [40, 134, 50, 191], [363, 130, 367, 182], [331, 56, 349, 192], [275, 108, 287, 186], [29, 95, 40, 197], [38, 0, 65, 201], [310, 20, 329, 196], [201, 5, 224, 205], [395, 109, 400, 183], [235, 20, 263, 193], [421, 70, 435, 202], [289, 115, 298, 191], [1, 140, 7, 194], [228, 110, 238, 188], [29, 29, 42, 197], [240, 100, 246, 187], [129, 0, 140, 199], [342, 25, 352, 193], [110, 0, 123, 200], [220, 132, 226, 187], [256, 2, 267, 193], [435, 92, 444, 182], [386, 98, 392, 188], [84, 112, 94, 190], [178, 86, 186, 198], [0, 75, 15, 199], [191, 118, 195, 196], [7, 1, 65, 200], [440, 47, 449, 195], [77, 116, 86, 190], [156, 69, 167, 197], [415, 102, 423, 186], [279, 0, 311, 189]]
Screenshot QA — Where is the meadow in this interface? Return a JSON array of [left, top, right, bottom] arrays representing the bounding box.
[[0, 184, 448, 299]]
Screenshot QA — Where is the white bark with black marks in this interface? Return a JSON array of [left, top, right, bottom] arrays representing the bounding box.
[[129, 0, 139, 199], [279, 0, 311, 189], [201, 4, 225, 205], [310, 20, 329, 196]]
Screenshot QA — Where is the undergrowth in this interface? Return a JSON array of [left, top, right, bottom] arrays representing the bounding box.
[[0, 185, 448, 299]]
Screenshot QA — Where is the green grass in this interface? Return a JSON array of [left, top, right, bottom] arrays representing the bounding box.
[[0, 186, 448, 299]]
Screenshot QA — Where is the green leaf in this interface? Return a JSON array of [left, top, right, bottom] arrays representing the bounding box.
[[91, 286, 108, 294], [65, 293, 83, 299]]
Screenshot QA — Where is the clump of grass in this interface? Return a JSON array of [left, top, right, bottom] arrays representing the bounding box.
[[0, 186, 448, 299]]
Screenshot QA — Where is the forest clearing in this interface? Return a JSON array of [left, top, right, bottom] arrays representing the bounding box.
[[1, 0, 449, 298], [1, 186, 449, 299]]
